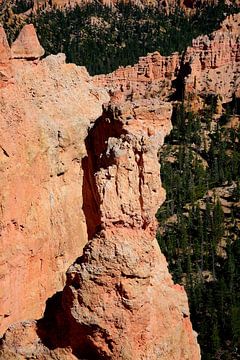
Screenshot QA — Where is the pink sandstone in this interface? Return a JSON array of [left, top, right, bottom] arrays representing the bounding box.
[[0, 28, 109, 336], [11, 24, 45, 59], [60, 97, 200, 359], [183, 13, 240, 103], [0, 27, 12, 86], [0, 25, 201, 359], [94, 13, 240, 106]]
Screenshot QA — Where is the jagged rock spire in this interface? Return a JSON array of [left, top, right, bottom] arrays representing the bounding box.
[[0, 26, 11, 63], [0, 26, 12, 85], [11, 24, 45, 60]]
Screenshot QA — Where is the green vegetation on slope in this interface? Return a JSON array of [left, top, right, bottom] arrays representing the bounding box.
[[1, 0, 239, 74], [157, 101, 240, 359]]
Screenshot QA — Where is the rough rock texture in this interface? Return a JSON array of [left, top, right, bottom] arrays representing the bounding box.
[[94, 13, 240, 105], [0, 25, 201, 360], [94, 52, 180, 100], [183, 13, 240, 102], [0, 27, 13, 86], [0, 27, 108, 336], [11, 24, 45, 59], [63, 229, 200, 360], [0, 321, 78, 359], [59, 98, 200, 359], [1, 11, 239, 360]]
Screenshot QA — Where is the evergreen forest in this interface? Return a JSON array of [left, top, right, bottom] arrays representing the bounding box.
[[0, 0, 239, 74], [157, 99, 240, 359]]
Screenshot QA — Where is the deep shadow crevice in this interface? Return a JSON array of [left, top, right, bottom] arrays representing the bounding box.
[[82, 107, 127, 239]]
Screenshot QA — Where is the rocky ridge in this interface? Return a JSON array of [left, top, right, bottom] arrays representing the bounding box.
[[184, 13, 240, 102], [32, 0, 239, 12], [0, 23, 200, 359], [94, 12, 240, 106]]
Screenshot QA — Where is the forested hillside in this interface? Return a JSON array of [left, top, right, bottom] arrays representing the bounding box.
[[157, 100, 240, 359], [1, 0, 239, 74]]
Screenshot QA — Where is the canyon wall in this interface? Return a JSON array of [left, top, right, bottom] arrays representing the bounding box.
[[0, 24, 109, 335], [0, 24, 201, 359], [0, 10, 239, 359], [59, 98, 200, 359], [184, 13, 240, 102], [94, 12, 240, 105]]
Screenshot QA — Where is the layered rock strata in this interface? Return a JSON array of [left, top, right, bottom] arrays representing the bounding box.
[[183, 13, 240, 102], [94, 13, 240, 105], [94, 52, 180, 100]]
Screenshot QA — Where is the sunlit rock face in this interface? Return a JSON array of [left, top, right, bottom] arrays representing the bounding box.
[[184, 13, 240, 103], [0, 22, 202, 360], [94, 13, 240, 107], [0, 25, 109, 336], [61, 97, 200, 360]]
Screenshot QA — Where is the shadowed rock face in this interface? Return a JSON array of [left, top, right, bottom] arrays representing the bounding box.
[[0, 24, 201, 360]]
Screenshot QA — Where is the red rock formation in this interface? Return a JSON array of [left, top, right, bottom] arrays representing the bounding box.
[[0, 24, 201, 360], [94, 12, 240, 105], [60, 98, 200, 359], [11, 24, 45, 59], [184, 13, 240, 103], [0, 27, 13, 86], [0, 26, 109, 336], [94, 51, 180, 100]]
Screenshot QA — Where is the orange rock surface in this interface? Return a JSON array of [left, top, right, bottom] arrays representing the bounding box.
[[60, 98, 200, 359], [0, 27, 13, 86], [184, 13, 240, 102], [0, 24, 201, 359], [0, 11, 239, 360], [94, 13, 240, 105], [0, 26, 109, 336], [94, 51, 180, 100], [11, 24, 45, 59]]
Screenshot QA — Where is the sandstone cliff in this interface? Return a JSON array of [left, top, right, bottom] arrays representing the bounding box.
[[94, 12, 240, 106], [0, 24, 200, 359], [183, 13, 240, 102], [0, 24, 108, 336]]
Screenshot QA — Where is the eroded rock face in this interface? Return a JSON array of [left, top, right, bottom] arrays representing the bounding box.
[[59, 97, 200, 359], [11, 24, 45, 59], [94, 13, 240, 106], [94, 51, 180, 100], [64, 229, 200, 360], [0, 31, 108, 335], [184, 13, 240, 102], [0, 27, 12, 86], [0, 23, 201, 360]]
